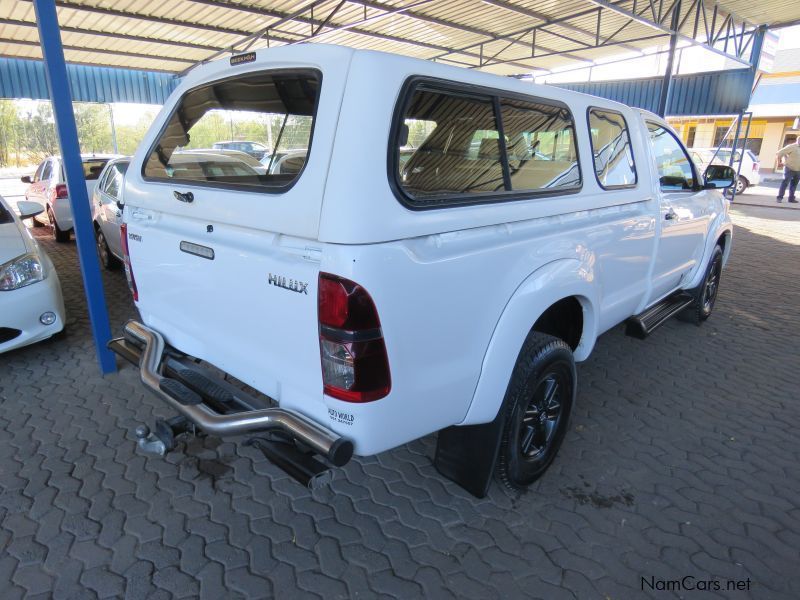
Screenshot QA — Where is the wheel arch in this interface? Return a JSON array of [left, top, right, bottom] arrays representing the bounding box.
[[458, 258, 599, 426]]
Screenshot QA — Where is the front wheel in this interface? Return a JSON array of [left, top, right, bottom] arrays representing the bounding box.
[[497, 332, 576, 491], [680, 244, 724, 324]]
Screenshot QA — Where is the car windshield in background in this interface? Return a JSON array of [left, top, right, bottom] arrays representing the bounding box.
[[83, 159, 111, 180], [143, 70, 319, 191]]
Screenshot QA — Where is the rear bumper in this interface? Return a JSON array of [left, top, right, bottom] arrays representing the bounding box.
[[110, 320, 353, 467], [52, 198, 73, 231]]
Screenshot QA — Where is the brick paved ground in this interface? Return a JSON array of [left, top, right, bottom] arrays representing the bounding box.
[[1, 204, 798, 599]]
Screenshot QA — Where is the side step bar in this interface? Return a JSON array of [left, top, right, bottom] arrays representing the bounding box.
[[110, 321, 353, 470], [625, 291, 694, 339]]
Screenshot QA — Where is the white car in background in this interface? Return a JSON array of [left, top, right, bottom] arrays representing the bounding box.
[[22, 154, 120, 242], [690, 147, 760, 195], [91, 157, 130, 270], [0, 196, 65, 353]]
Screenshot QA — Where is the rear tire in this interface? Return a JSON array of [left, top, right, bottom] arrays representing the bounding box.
[[497, 332, 576, 491], [95, 228, 120, 270], [49, 208, 70, 243], [725, 176, 747, 198]]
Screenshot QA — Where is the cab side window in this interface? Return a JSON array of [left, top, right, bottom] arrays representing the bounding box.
[[588, 109, 637, 189], [102, 166, 121, 199], [33, 161, 46, 182], [647, 123, 696, 191], [101, 162, 129, 201], [40, 160, 53, 182]]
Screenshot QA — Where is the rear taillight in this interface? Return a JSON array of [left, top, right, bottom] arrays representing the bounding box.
[[53, 184, 68, 200], [753, 163, 759, 173], [119, 223, 138, 302], [318, 273, 390, 403]]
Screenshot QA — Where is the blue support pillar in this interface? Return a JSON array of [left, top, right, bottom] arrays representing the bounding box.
[[33, 0, 117, 374]]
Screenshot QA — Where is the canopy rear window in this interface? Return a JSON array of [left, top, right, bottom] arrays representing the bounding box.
[[143, 70, 320, 192]]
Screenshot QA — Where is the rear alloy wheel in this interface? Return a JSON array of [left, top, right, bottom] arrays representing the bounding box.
[[725, 177, 746, 198], [49, 207, 70, 243], [95, 228, 120, 270], [497, 332, 576, 491]]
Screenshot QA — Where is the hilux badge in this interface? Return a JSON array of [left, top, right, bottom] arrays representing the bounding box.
[[268, 273, 309, 295]]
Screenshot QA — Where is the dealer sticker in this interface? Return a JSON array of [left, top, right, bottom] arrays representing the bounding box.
[[328, 408, 354, 426]]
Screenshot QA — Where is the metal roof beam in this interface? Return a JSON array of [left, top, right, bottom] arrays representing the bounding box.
[[479, 32, 665, 69], [19, 0, 255, 37], [481, 0, 641, 54], [0, 17, 224, 53], [189, 0, 582, 64], [583, 0, 752, 65], [353, 0, 595, 62], [0, 37, 195, 65], [182, 0, 546, 72], [428, 0, 644, 65]]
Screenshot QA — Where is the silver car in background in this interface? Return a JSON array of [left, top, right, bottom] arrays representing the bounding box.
[[91, 157, 130, 270], [690, 147, 760, 195]]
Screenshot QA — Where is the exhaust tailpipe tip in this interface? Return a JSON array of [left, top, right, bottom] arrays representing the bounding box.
[[328, 438, 354, 467]]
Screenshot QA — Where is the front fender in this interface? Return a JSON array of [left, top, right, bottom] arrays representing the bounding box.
[[686, 198, 733, 290], [459, 258, 599, 426]]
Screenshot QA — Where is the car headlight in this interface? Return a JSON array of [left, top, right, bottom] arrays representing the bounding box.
[[0, 253, 46, 291]]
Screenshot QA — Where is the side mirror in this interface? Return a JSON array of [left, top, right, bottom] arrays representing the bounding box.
[[16, 200, 44, 220], [704, 164, 736, 190], [20, 175, 32, 184]]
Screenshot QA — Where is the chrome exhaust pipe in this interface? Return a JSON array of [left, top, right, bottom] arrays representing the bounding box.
[[123, 320, 353, 467]]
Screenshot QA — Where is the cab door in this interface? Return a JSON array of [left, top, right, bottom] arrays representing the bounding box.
[[645, 121, 713, 303], [26, 160, 48, 206]]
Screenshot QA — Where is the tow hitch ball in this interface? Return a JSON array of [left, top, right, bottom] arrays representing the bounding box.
[[134, 415, 195, 456]]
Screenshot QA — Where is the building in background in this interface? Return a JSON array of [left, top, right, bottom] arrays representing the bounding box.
[[668, 41, 800, 174]]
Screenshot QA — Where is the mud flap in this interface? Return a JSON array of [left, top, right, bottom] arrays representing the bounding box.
[[434, 412, 505, 498]]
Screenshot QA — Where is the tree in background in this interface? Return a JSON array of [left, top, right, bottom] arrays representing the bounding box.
[[0, 100, 161, 168], [115, 107, 160, 155], [73, 103, 112, 155]]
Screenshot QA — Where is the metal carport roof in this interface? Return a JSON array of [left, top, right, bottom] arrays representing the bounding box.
[[0, 0, 796, 77]]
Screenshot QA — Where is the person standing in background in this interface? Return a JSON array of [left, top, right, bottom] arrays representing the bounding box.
[[776, 139, 800, 203]]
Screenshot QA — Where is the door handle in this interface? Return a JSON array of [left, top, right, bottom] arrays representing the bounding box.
[[173, 190, 194, 203], [130, 209, 154, 221]]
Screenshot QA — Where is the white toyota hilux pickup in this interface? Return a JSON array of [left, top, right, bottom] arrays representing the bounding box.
[[111, 44, 734, 497]]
